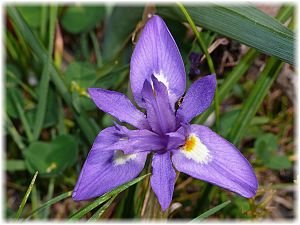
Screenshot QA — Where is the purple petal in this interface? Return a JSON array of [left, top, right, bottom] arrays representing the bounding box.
[[176, 75, 216, 124], [141, 76, 176, 135], [130, 15, 186, 109], [150, 152, 176, 211], [101, 124, 167, 154], [72, 127, 147, 201], [172, 124, 258, 198], [88, 88, 149, 129]]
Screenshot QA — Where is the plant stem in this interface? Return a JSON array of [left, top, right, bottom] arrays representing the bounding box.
[[177, 2, 220, 131]]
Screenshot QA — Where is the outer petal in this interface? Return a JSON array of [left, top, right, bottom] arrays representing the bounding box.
[[150, 152, 176, 211], [72, 127, 147, 201], [142, 76, 176, 135], [88, 88, 149, 129], [130, 15, 186, 109], [176, 75, 216, 124], [172, 124, 258, 198]]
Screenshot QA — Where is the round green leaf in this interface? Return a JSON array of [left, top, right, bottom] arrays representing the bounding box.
[[61, 6, 105, 34], [24, 134, 78, 177]]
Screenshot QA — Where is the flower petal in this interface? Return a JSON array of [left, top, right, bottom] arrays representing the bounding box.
[[141, 76, 176, 135], [88, 88, 149, 129], [150, 152, 176, 211], [101, 124, 167, 154], [130, 15, 186, 109], [172, 124, 258, 198], [72, 127, 147, 201], [176, 75, 216, 124]]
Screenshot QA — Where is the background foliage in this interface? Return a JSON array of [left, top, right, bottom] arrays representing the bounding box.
[[5, 3, 295, 220]]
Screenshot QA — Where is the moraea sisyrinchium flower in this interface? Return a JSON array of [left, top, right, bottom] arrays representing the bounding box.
[[72, 15, 258, 211]]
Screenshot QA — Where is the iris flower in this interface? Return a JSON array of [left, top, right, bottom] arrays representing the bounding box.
[[72, 15, 258, 211]]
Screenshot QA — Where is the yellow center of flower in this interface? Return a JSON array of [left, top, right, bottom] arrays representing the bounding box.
[[180, 134, 212, 164], [183, 136, 197, 152]]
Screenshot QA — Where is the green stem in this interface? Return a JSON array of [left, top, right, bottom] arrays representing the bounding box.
[[177, 2, 220, 130]]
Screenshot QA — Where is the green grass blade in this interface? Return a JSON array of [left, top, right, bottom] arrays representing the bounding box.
[[158, 4, 295, 65], [191, 200, 231, 222], [69, 173, 150, 220], [40, 5, 48, 43], [193, 48, 259, 125], [227, 57, 284, 145], [7, 6, 98, 144], [5, 114, 26, 150], [6, 70, 37, 100], [88, 194, 117, 221], [9, 91, 34, 142], [90, 31, 102, 67], [43, 177, 55, 218], [15, 171, 38, 220], [25, 191, 73, 220], [33, 6, 57, 141]]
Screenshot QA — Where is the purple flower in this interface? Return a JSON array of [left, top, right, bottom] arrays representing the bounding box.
[[72, 15, 258, 211]]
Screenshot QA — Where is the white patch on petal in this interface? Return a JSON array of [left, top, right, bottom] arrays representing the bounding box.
[[154, 70, 170, 91], [180, 134, 212, 164], [113, 150, 137, 166]]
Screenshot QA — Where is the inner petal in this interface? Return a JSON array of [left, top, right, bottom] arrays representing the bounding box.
[[181, 134, 212, 164], [142, 76, 176, 135]]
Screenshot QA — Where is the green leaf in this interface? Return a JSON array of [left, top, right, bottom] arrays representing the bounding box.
[[254, 133, 278, 160], [102, 6, 144, 61], [15, 171, 38, 220], [227, 56, 284, 145], [33, 6, 57, 141], [24, 135, 78, 177], [254, 133, 292, 170], [266, 156, 291, 170], [65, 61, 129, 111], [25, 191, 72, 220], [158, 4, 295, 65], [61, 6, 105, 34], [191, 200, 231, 222], [6, 160, 27, 171], [88, 194, 117, 221], [17, 6, 42, 28], [7, 6, 99, 145], [69, 173, 150, 220]]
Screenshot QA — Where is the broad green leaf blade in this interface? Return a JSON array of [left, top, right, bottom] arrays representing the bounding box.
[[15, 171, 38, 220], [25, 191, 72, 220], [191, 200, 231, 222], [193, 5, 293, 125], [158, 4, 295, 65], [69, 173, 150, 220]]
